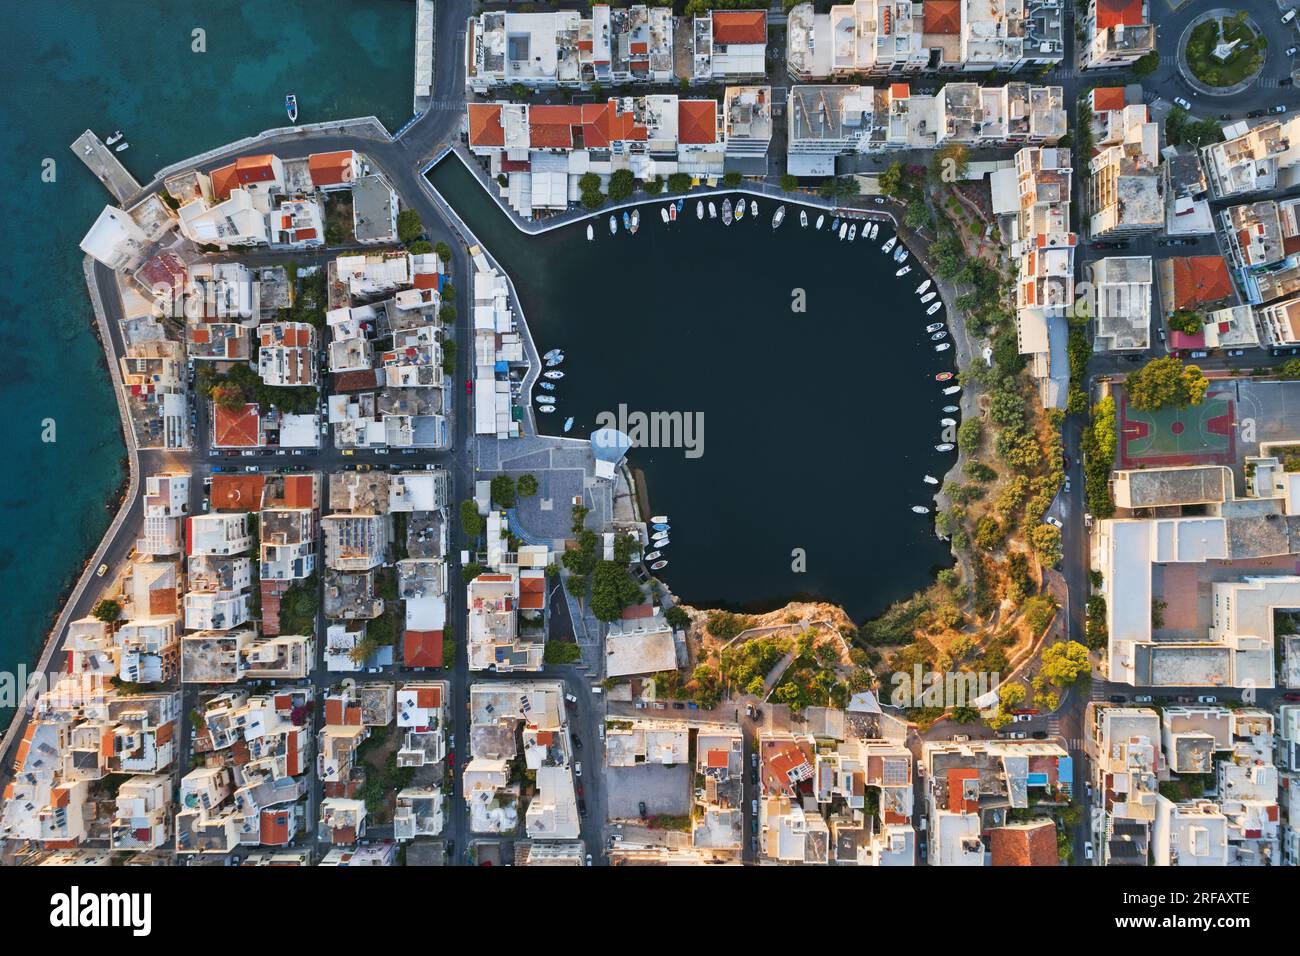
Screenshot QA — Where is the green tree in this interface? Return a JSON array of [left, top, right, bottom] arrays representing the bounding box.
[[957, 417, 983, 456], [517, 474, 539, 497], [779, 173, 799, 192], [589, 561, 643, 621], [667, 172, 692, 194], [397, 209, 423, 244], [1132, 50, 1160, 76], [665, 606, 690, 630], [459, 500, 483, 540], [1126, 356, 1209, 411], [490, 475, 517, 509], [92, 599, 121, 623], [407, 240, 433, 255], [1040, 640, 1090, 687], [434, 241, 452, 261], [721, 172, 742, 188], [642, 176, 664, 195], [608, 168, 635, 201]]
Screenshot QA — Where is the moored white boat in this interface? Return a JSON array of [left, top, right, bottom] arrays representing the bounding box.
[[735, 200, 745, 222], [942, 384, 962, 395], [869, 223, 879, 240], [882, 235, 897, 253], [927, 301, 943, 315], [749, 200, 757, 217], [106, 130, 123, 145], [630, 209, 640, 234], [915, 279, 932, 295], [722, 199, 733, 225], [669, 202, 677, 222], [911, 505, 931, 514], [544, 370, 565, 380], [564, 417, 574, 433], [536, 393, 556, 404], [934, 342, 951, 352], [609, 215, 617, 235], [650, 515, 669, 524], [540, 382, 556, 391], [661, 206, 670, 224], [697, 200, 704, 219], [285, 93, 298, 123], [923, 475, 939, 485], [896, 265, 911, 276], [931, 331, 947, 341], [645, 550, 662, 561], [115, 142, 129, 152], [586, 224, 594, 241], [838, 221, 848, 240], [920, 291, 936, 303], [654, 538, 670, 548], [894, 246, 909, 263], [800, 209, 808, 228], [942, 405, 959, 413], [925, 323, 944, 334], [538, 405, 556, 414], [815, 214, 825, 230], [650, 560, 668, 570], [935, 443, 954, 452], [848, 223, 857, 241], [940, 418, 957, 427], [709, 201, 717, 219], [772, 205, 785, 229]]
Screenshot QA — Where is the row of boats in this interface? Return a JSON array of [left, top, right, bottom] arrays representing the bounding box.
[[645, 515, 671, 571], [914, 275, 960, 514], [537, 350, 574, 433], [592, 197, 892, 237]]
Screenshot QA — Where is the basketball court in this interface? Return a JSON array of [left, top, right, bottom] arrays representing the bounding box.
[[1117, 385, 1235, 470]]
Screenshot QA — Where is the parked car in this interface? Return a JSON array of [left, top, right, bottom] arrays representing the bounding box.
[[1271, 104, 1289, 114], [1013, 713, 1034, 723], [1197, 695, 1218, 704], [1174, 96, 1192, 111], [1283, 77, 1296, 87], [751, 799, 758, 815], [585, 854, 592, 867], [751, 768, 758, 785], [244, 465, 258, 473], [1134, 695, 1154, 704], [1044, 515, 1063, 529], [574, 761, 582, 777], [1091, 240, 1128, 250], [1227, 349, 1245, 357], [751, 753, 758, 768], [1109, 694, 1127, 703], [1031, 730, 1047, 739], [1288, 46, 1298, 56], [572, 735, 582, 751], [751, 818, 758, 835], [1189, 350, 1208, 359], [465, 379, 473, 395], [564, 692, 578, 709], [1084, 841, 1095, 861], [95, 563, 108, 577], [873, 197, 886, 205], [1248, 109, 1267, 119], [1063, 477, 1071, 494], [1284, 9, 1296, 26]]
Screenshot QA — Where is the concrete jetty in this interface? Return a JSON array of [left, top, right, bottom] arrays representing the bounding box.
[[71, 130, 142, 204]]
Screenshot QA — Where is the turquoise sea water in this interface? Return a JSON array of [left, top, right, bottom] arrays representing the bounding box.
[[0, 1, 413, 692]]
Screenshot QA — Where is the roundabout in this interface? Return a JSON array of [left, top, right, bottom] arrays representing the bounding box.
[[1179, 9, 1268, 95]]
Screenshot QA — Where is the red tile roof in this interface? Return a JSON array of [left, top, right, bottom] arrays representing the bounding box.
[[209, 163, 240, 202], [989, 820, 1058, 866], [518, 575, 546, 611], [1090, 87, 1126, 112], [923, 0, 962, 35], [711, 10, 767, 44], [622, 604, 655, 620], [706, 749, 730, 769], [890, 83, 911, 100], [1095, 0, 1145, 30], [308, 150, 355, 187], [404, 630, 444, 668], [468, 104, 505, 147], [213, 403, 261, 448], [138, 252, 187, 292], [1171, 256, 1233, 309], [678, 100, 718, 145], [260, 809, 293, 846]]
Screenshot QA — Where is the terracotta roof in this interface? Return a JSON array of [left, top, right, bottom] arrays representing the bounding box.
[[711, 10, 767, 44], [148, 587, 177, 617], [332, 369, 381, 393], [416, 686, 442, 708], [260, 809, 293, 846], [989, 820, 1058, 866], [678, 99, 718, 145], [210, 474, 266, 510], [404, 629, 444, 668], [138, 252, 187, 292], [706, 749, 730, 769], [468, 104, 505, 147], [1172, 256, 1233, 309], [890, 83, 910, 100], [622, 604, 655, 620], [209, 163, 240, 202], [213, 403, 261, 448], [947, 767, 981, 814], [1090, 87, 1126, 112], [308, 150, 355, 187], [518, 575, 546, 611], [279, 475, 316, 509], [923, 0, 961, 35], [1096, 0, 1145, 29]]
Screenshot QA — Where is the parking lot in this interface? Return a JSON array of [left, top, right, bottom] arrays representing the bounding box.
[[604, 764, 691, 820]]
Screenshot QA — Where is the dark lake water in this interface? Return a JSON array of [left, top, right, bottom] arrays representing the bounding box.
[[430, 158, 957, 622]]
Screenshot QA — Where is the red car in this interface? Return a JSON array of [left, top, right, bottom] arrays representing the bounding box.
[[1012, 708, 1040, 716], [447, 752, 456, 770], [465, 379, 473, 395]]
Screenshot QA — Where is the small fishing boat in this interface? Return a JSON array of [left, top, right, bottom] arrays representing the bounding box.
[[925, 323, 945, 334], [722, 199, 733, 225], [536, 393, 556, 404], [544, 370, 565, 380], [609, 215, 618, 235], [942, 405, 959, 413], [285, 93, 298, 123], [869, 223, 879, 240], [920, 291, 937, 304], [650, 560, 668, 570], [106, 130, 123, 145], [916, 279, 932, 295], [931, 331, 947, 341], [623, 211, 631, 232], [772, 205, 786, 229], [800, 209, 808, 228], [896, 265, 911, 276], [830, 216, 840, 233], [662, 206, 671, 224], [538, 405, 556, 414], [749, 200, 757, 218], [911, 506, 931, 515], [927, 301, 943, 315], [695, 200, 703, 220], [735, 200, 745, 222], [586, 224, 594, 241], [935, 372, 954, 382], [630, 209, 640, 234], [650, 515, 669, 524], [923, 475, 939, 485], [894, 247, 909, 263], [935, 443, 954, 452], [652, 522, 670, 531], [645, 550, 662, 562], [882, 235, 897, 254], [115, 142, 130, 152], [652, 531, 670, 541], [815, 214, 825, 230], [669, 202, 678, 222], [677, 199, 685, 214], [544, 350, 564, 366], [564, 417, 574, 433], [934, 342, 951, 352], [654, 539, 669, 548], [540, 382, 556, 392], [848, 223, 857, 242], [709, 201, 717, 219], [942, 385, 962, 396], [839, 222, 848, 240], [940, 418, 957, 427]]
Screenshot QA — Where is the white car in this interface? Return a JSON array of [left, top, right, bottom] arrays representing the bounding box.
[[1045, 516, 1063, 529], [873, 197, 886, 205], [1014, 713, 1034, 723], [1174, 96, 1192, 111], [1084, 841, 1095, 861], [574, 762, 582, 777]]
